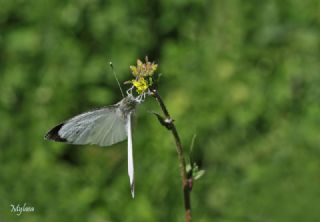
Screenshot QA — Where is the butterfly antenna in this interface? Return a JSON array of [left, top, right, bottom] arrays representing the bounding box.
[[109, 61, 125, 98]]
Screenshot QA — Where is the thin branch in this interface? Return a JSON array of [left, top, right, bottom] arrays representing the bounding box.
[[151, 89, 192, 222]]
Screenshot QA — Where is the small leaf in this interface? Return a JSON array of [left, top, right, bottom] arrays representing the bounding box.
[[186, 163, 192, 173], [189, 134, 197, 164], [193, 169, 205, 180], [149, 112, 172, 130]]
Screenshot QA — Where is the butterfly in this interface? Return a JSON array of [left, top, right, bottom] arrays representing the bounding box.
[[45, 93, 138, 198]]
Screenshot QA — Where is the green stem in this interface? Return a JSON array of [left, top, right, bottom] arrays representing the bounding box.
[[151, 89, 192, 222]]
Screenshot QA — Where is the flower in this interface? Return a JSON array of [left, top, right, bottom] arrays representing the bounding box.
[[130, 57, 158, 77], [128, 57, 158, 94], [131, 77, 149, 94]]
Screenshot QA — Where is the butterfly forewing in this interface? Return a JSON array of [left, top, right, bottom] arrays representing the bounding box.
[[45, 106, 128, 147], [45, 95, 138, 197]]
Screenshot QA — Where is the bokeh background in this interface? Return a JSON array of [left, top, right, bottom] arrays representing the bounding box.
[[1, 0, 320, 221]]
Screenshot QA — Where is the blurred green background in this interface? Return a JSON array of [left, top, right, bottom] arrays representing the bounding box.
[[1, 0, 320, 221]]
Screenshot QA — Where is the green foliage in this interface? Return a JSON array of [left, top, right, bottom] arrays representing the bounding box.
[[1, 0, 320, 221]]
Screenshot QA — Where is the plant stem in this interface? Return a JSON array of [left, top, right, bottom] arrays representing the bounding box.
[[151, 89, 192, 222]]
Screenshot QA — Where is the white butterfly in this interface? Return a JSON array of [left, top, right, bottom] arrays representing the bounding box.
[[45, 95, 137, 198]]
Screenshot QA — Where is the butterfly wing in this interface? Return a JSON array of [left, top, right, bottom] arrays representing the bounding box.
[[127, 113, 135, 198], [45, 106, 128, 147]]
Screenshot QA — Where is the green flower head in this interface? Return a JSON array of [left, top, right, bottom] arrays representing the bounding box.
[[130, 57, 158, 77]]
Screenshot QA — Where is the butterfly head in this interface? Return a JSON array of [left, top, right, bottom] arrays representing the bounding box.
[[118, 95, 137, 117]]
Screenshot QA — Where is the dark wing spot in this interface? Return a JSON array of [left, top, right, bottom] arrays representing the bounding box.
[[44, 123, 68, 142]]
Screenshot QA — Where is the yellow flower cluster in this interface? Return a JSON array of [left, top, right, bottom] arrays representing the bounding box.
[[129, 57, 158, 94], [131, 78, 149, 94]]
